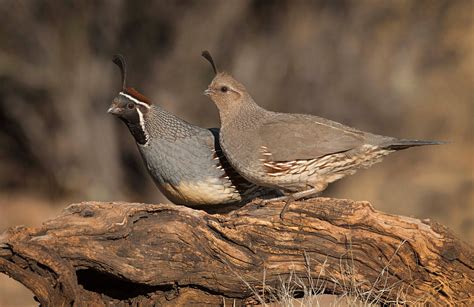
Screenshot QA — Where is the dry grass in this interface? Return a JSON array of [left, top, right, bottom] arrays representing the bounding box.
[[224, 240, 441, 306]]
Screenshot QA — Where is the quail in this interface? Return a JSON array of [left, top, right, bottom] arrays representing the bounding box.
[[202, 51, 444, 216], [108, 54, 281, 209]]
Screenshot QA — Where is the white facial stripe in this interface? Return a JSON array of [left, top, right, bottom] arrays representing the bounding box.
[[119, 92, 151, 109], [136, 108, 150, 145]]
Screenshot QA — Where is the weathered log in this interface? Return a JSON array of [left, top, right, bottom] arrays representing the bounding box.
[[0, 198, 472, 305]]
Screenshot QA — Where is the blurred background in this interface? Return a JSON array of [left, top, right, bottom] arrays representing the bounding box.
[[0, 0, 472, 305]]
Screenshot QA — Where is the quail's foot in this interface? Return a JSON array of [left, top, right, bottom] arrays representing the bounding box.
[[279, 187, 325, 219], [255, 187, 324, 219], [256, 195, 289, 209]]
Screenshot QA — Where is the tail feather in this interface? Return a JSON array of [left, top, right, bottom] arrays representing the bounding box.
[[382, 139, 446, 151]]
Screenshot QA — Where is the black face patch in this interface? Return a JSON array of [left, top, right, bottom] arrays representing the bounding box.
[[110, 95, 149, 145], [122, 119, 148, 145]]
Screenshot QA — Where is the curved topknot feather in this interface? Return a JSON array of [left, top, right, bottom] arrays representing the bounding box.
[[201, 50, 218, 74], [113, 54, 127, 91]]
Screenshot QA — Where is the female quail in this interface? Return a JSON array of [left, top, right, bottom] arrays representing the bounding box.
[[202, 51, 443, 216]]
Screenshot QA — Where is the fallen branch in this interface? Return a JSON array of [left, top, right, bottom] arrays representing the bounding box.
[[0, 198, 472, 305]]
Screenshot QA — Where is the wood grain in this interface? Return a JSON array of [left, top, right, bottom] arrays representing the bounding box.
[[0, 198, 472, 305]]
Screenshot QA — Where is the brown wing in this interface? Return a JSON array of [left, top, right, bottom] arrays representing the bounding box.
[[258, 113, 369, 162]]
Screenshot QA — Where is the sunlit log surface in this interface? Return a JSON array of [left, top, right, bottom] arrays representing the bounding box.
[[0, 198, 472, 305]]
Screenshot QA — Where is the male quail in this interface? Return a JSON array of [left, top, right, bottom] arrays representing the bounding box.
[[202, 51, 443, 216], [108, 54, 281, 209]]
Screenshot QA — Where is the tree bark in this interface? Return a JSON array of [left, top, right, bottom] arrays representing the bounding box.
[[0, 198, 472, 306]]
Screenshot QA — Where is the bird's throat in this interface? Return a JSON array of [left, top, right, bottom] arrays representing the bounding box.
[[123, 120, 149, 145]]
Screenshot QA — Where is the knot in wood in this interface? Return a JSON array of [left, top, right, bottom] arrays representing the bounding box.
[[441, 244, 459, 261], [80, 209, 95, 218]]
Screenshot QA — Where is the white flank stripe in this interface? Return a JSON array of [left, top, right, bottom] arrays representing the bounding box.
[[119, 92, 151, 109]]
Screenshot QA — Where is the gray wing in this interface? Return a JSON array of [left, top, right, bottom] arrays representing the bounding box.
[[258, 113, 378, 161]]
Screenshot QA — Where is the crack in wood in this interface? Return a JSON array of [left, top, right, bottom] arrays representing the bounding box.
[[0, 199, 472, 305]]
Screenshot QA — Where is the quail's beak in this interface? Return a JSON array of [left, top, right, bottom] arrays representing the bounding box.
[[204, 88, 213, 96], [107, 105, 122, 115]]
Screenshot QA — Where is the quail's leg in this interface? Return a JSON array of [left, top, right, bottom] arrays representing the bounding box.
[[280, 182, 328, 219], [258, 195, 291, 205]]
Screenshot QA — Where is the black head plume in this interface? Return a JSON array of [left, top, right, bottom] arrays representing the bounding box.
[[201, 50, 218, 74], [113, 54, 127, 91]]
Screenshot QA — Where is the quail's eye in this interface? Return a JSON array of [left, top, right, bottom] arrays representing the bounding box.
[[127, 103, 135, 109], [220, 86, 228, 93]]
